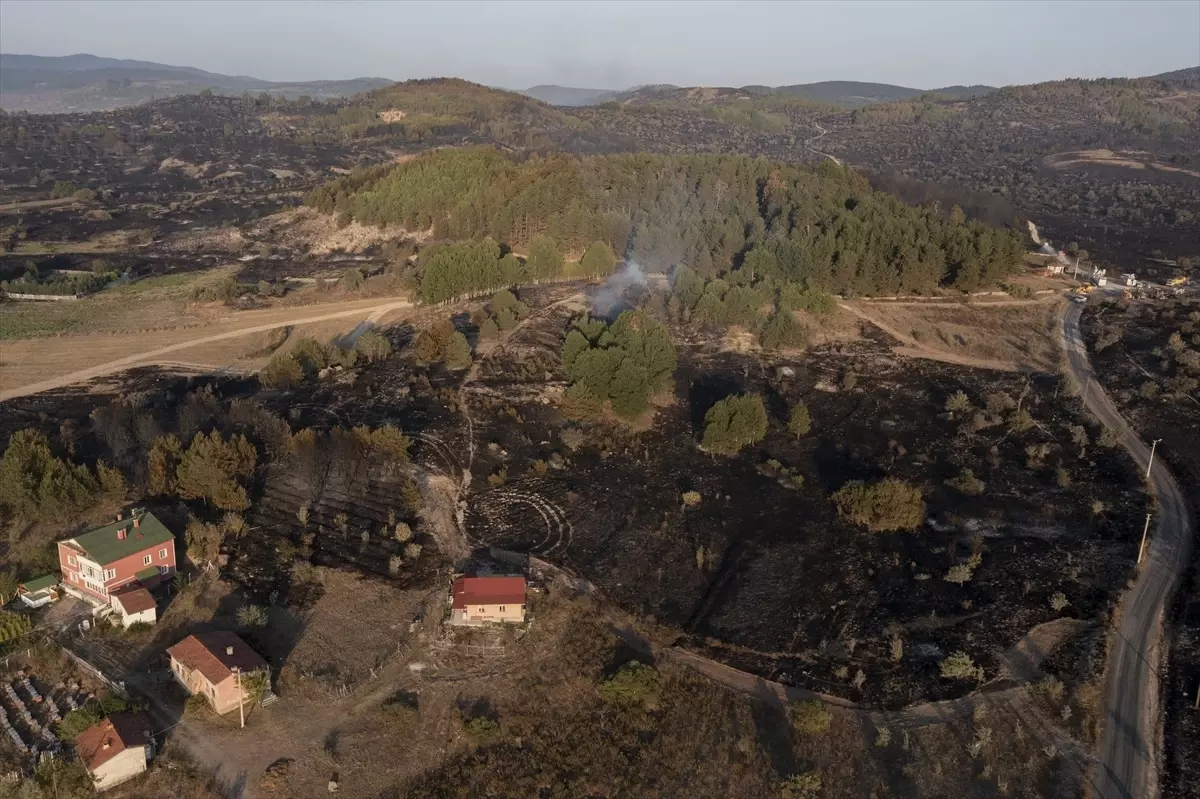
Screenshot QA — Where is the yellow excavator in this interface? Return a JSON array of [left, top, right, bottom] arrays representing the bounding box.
[[1167, 276, 1189, 288]]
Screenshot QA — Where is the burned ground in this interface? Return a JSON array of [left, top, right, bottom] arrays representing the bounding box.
[[458, 309, 1145, 709], [1080, 297, 1200, 798]]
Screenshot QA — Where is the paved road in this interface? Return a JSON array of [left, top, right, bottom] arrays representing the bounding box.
[[1061, 303, 1194, 799]]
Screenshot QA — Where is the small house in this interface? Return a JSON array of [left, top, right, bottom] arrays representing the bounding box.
[[449, 576, 527, 626], [110, 587, 157, 628], [75, 712, 154, 791], [167, 631, 269, 715], [16, 575, 60, 608], [57, 508, 176, 606]]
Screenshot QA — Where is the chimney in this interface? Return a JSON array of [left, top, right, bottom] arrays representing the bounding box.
[[117, 528, 126, 540], [115, 512, 123, 521], [102, 740, 111, 750], [133, 517, 140, 529], [226, 645, 234, 656]]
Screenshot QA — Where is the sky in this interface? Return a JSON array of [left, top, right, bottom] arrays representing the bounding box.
[[1, 0, 1197, 90]]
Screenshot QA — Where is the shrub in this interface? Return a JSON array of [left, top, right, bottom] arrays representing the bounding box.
[[945, 390, 973, 417], [185, 694, 211, 715], [237, 604, 268, 628], [945, 468, 985, 495], [787, 401, 811, 437], [261, 353, 303, 388], [831, 478, 924, 532], [701, 394, 768, 454], [394, 522, 413, 542], [939, 651, 984, 681], [681, 490, 701, 507], [463, 715, 501, 742], [790, 700, 832, 734], [779, 771, 823, 798], [443, 331, 473, 370], [354, 329, 393, 362], [1069, 424, 1089, 449], [404, 543, 422, 560], [599, 660, 661, 709], [1050, 592, 1069, 612], [1008, 408, 1035, 434], [758, 311, 809, 350]]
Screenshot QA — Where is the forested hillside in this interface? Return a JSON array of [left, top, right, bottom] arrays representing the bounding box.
[[306, 148, 1025, 299]]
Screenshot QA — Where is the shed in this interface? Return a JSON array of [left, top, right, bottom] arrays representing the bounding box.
[[17, 575, 60, 608]]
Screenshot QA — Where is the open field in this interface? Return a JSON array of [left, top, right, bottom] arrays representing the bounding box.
[[842, 298, 1065, 373], [0, 295, 413, 399]]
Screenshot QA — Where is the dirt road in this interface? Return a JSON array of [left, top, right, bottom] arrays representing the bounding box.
[[0, 298, 412, 401], [1061, 303, 1194, 799], [804, 122, 842, 165]]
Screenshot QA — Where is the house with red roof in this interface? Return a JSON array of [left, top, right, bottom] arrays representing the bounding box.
[[57, 508, 176, 608], [449, 575, 527, 626], [74, 712, 154, 791], [167, 631, 269, 715]]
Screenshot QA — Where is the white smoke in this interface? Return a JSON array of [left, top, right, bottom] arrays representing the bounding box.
[[590, 261, 647, 318], [1039, 242, 1056, 255]]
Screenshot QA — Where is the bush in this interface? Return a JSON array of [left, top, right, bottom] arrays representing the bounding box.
[[787, 401, 811, 437], [237, 604, 268, 628], [779, 771, 823, 797], [598, 660, 661, 709], [945, 468, 985, 495], [789, 700, 832, 734], [701, 394, 768, 454], [185, 693, 211, 715], [831, 478, 924, 532], [462, 715, 501, 742], [939, 651, 984, 681], [354, 329, 393, 362], [261, 353, 303, 388], [945, 390, 973, 417]]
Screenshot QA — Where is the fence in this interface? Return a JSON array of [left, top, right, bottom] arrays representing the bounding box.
[[59, 643, 126, 695]]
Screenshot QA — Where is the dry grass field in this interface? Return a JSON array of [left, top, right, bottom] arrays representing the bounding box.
[[842, 298, 1065, 373], [0, 295, 413, 400]]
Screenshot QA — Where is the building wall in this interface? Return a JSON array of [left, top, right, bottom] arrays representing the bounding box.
[[58, 538, 176, 601], [90, 746, 148, 791], [169, 657, 251, 715], [117, 606, 156, 629], [452, 602, 525, 625]]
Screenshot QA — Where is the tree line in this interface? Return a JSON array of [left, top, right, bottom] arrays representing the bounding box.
[[306, 147, 1026, 297]]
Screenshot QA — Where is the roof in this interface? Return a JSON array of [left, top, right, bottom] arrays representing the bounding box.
[[167, 632, 268, 686], [452, 576, 526, 610], [134, 566, 160, 582], [75, 712, 152, 772], [64, 510, 173, 567], [112, 587, 156, 615], [18, 574, 57, 593]]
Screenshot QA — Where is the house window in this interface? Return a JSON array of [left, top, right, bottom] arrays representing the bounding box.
[[103, 569, 116, 580], [143, 555, 152, 566], [159, 548, 168, 560], [499, 606, 506, 612], [68, 555, 77, 566]]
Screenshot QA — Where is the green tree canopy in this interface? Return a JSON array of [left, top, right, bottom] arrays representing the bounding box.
[[174, 431, 258, 511], [561, 310, 677, 420], [831, 478, 925, 532], [701, 394, 769, 454]]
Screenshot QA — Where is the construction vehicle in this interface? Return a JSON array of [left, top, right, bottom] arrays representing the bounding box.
[[1168, 276, 1189, 288], [1076, 284, 1095, 295]]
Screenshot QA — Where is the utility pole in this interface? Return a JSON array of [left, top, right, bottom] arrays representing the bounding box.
[[1146, 439, 1162, 480], [234, 667, 244, 729], [1138, 513, 1152, 565]]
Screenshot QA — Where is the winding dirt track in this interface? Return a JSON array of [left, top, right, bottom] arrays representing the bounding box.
[[0, 298, 411, 401], [1061, 303, 1194, 799]]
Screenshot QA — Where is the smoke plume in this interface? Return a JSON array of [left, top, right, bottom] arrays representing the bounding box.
[[590, 261, 647, 318]]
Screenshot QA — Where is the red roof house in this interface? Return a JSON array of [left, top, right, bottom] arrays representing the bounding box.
[[449, 576, 526, 625], [75, 712, 154, 790]]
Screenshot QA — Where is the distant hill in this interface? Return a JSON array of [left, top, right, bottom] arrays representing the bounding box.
[[521, 85, 619, 106], [537, 79, 997, 109], [769, 80, 995, 107], [0, 52, 392, 113]]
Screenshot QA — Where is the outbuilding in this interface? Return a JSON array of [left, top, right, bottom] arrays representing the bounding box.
[[75, 712, 154, 791], [110, 587, 157, 628], [16, 575, 60, 608]]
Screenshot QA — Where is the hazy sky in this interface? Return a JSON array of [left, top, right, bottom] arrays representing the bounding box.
[[2, 0, 1197, 89]]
